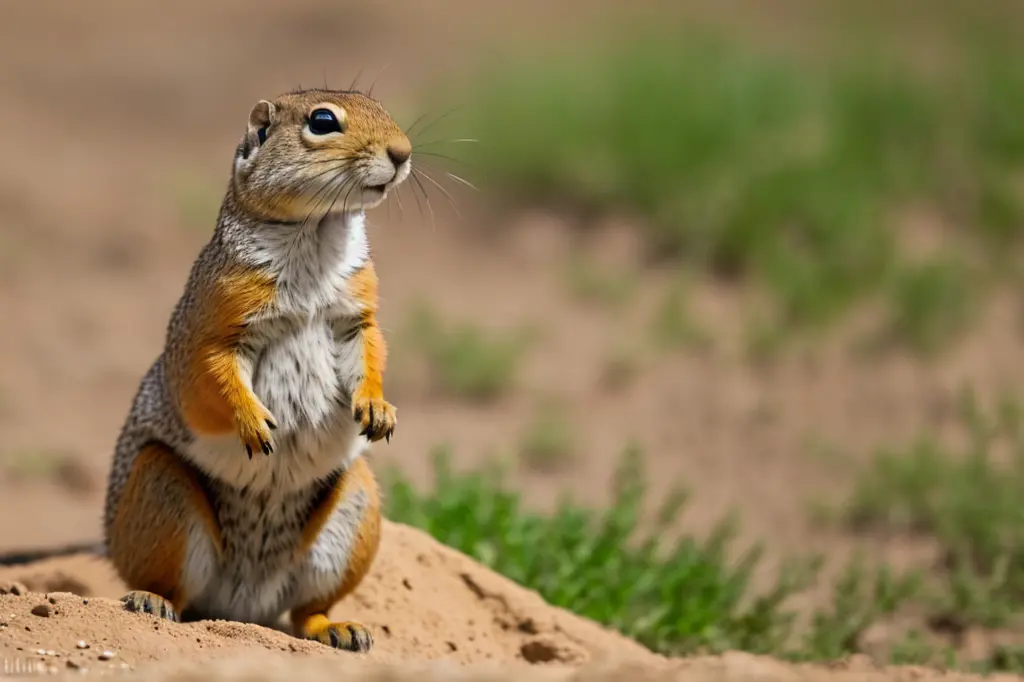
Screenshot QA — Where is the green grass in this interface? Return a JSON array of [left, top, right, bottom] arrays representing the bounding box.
[[385, 442, 818, 656], [383, 391, 1024, 671], [384, 441, 932, 662], [425, 23, 1024, 348], [838, 391, 1024, 637], [807, 389, 1024, 673]]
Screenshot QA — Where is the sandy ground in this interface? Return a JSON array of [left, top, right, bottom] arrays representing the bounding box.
[[3, 0, 1024, 679], [3, 522, 1023, 682]]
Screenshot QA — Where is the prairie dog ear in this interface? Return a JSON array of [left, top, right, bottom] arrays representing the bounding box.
[[241, 99, 276, 158]]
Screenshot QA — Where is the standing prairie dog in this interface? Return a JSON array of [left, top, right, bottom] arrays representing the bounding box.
[[14, 88, 412, 652]]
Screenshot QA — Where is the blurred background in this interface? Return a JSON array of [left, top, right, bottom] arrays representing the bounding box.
[[3, 0, 1024, 669]]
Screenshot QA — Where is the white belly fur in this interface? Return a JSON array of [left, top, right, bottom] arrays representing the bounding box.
[[184, 322, 369, 493]]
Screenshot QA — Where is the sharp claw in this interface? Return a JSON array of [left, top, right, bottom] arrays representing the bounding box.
[[262, 441, 272, 456], [266, 419, 277, 430], [246, 444, 253, 459]]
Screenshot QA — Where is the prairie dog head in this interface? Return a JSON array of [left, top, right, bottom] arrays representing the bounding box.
[[232, 88, 412, 222]]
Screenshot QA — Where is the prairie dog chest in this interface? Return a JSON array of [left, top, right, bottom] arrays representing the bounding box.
[[250, 315, 360, 429], [241, 210, 371, 430]]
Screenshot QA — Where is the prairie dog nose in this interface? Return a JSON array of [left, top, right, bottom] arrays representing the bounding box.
[[386, 142, 411, 168]]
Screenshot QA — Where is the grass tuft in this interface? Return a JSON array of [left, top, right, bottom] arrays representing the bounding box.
[[837, 390, 1024, 645], [385, 441, 821, 656]]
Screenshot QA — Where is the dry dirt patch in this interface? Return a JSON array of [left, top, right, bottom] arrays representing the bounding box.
[[2, 521, 1023, 682], [0, 520, 655, 670]]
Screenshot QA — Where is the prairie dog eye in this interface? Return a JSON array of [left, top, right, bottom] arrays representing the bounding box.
[[308, 108, 345, 135]]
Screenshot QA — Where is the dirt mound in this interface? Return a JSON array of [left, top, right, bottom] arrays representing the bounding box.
[[2, 520, 1023, 681], [0, 520, 657, 671]]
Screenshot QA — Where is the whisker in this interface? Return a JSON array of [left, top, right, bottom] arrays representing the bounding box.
[[410, 170, 435, 232], [412, 138, 479, 148], [335, 162, 367, 216], [405, 169, 426, 222], [293, 163, 352, 210], [348, 68, 365, 92], [444, 171, 478, 191], [368, 64, 389, 97], [409, 152, 482, 175], [296, 161, 355, 227], [336, 176, 361, 217], [404, 111, 431, 137], [407, 106, 465, 141], [415, 167, 461, 219], [301, 173, 344, 230], [393, 181, 405, 215], [312, 178, 350, 230]]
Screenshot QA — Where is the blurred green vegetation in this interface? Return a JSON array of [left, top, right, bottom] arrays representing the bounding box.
[[422, 22, 1024, 349], [837, 391, 1024, 642], [403, 301, 534, 402]]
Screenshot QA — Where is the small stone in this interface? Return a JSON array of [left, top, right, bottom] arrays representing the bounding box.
[[36, 648, 47, 655], [48, 596, 57, 604], [76, 640, 89, 650], [98, 650, 115, 661], [46, 650, 57, 657], [66, 659, 82, 670], [30, 603, 52, 618], [82, 598, 89, 605]]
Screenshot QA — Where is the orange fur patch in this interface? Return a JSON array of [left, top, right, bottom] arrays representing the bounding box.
[[346, 260, 380, 314], [108, 443, 222, 607], [292, 456, 381, 625], [347, 262, 388, 400], [174, 268, 277, 437]]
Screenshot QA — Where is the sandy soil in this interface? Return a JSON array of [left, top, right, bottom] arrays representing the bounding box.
[[3, 0, 1024, 679], [2, 522, 1022, 682]]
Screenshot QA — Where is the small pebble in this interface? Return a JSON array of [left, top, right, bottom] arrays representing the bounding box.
[[98, 650, 115, 661], [76, 640, 89, 650], [30, 603, 52, 618], [36, 648, 47, 655], [82, 598, 89, 605], [66, 660, 82, 670]]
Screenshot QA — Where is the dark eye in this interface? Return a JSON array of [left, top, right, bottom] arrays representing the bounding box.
[[308, 108, 344, 135]]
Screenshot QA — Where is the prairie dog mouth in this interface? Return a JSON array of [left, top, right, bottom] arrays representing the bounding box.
[[365, 183, 387, 193]]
